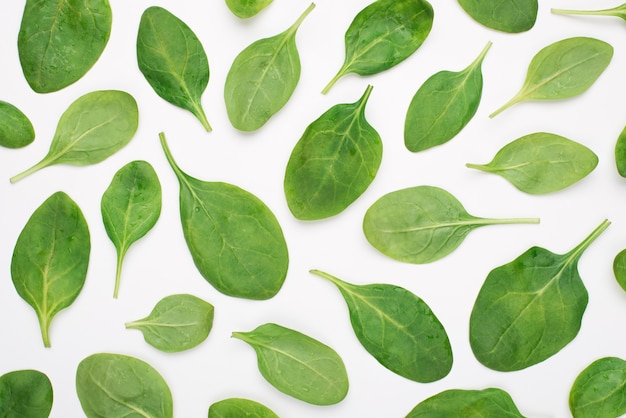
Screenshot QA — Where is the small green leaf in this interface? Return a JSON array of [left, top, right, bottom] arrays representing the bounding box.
[[613, 249, 626, 292], [232, 323, 349, 405], [569, 357, 626, 418], [284, 85, 382, 220], [208, 398, 279, 418], [0, 101, 35, 149], [615, 126, 626, 177], [553, 4, 626, 22], [0, 370, 53, 418], [406, 388, 525, 417], [457, 0, 537, 33], [225, 0, 273, 18], [470, 220, 610, 371]]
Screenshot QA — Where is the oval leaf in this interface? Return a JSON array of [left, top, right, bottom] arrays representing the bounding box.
[[284, 85, 382, 220], [457, 0, 537, 33], [615, 125, 626, 177], [467, 132, 598, 194], [0, 101, 35, 149], [406, 388, 525, 417], [0, 370, 53, 418], [569, 357, 626, 418], [208, 398, 279, 418], [310, 270, 452, 383], [363, 185, 539, 264], [224, 3, 314, 131], [232, 323, 349, 405], [470, 220, 610, 371], [137, 6, 212, 131], [11, 192, 90, 347], [225, 0, 273, 19], [17, 0, 112, 93], [613, 248, 626, 292], [76, 353, 173, 418]]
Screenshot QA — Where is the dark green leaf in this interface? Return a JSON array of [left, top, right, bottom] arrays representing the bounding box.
[[553, 4, 626, 22], [457, 0, 537, 33], [0, 370, 53, 418], [0, 101, 35, 149], [615, 126, 626, 177], [613, 249, 626, 292], [569, 357, 626, 418], [406, 388, 525, 417], [225, 0, 273, 18], [208, 398, 279, 418]]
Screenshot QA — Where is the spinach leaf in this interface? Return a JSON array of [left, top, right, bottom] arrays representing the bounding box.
[[405, 41, 491, 152], [323, 0, 434, 94], [225, 0, 273, 19], [224, 3, 315, 131], [10, 90, 138, 183], [208, 398, 279, 418], [613, 249, 626, 292], [615, 126, 626, 177], [101, 161, 162, 298], [76, 353, 173, 418], [137, 6, 212, 131], [363, 185, 539, 264], [0, 370, 53, 418], [553, 4, 626, 21], [569, 357, 626, 418], [490, 37, 613, 118], [406, 388, 525, 417], [0, 101, 35, 149], [232, 323, 349, 405], [467, 132, 598, 194], [17, 0, 112, 93], [126, 294, 214, 353], [11, 192, 90, 347], [284, 85, 382, 220], [457, 0, 537, 33], [310, 270, 452, 383], [470, 220, 610, 371], [159, 133, 288, 300]]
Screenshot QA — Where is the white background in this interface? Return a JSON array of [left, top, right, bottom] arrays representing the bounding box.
[[2, 1, 626, 417]]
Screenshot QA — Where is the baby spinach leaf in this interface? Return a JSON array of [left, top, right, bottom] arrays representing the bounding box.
[[159, 133, 288, 300], [615, 126, 626, 177], [17, 0, 112, 93], [224, 3, 315, 131], [323, 0, 434, 94], [101, 161, 162, 298], [0, 370, 53, 418], [126, 294, 214, 353], [406, 388, 525, 417], [11, 192, 90, 347], [553, 4, 626, 21], [76, 353, 173, 418], [363, 185, 539, 264], [569, 357, 626, 418], [137, 6, 212, 131], [10, 90, 138, 183], [232, 323, 349, 405], [310, 270, 452, 383], [225, 0, 273, 19], [208, 398, 279, 418], [284, 85, 382, 220], [490, 37, 613, 118], [613, 249, 626, 292], [0, 101, 35, 149], [470, 220, 610, 371], [457, 0, 537, 33], [405, 41, 491, 152], [467, 132, 598, 194]]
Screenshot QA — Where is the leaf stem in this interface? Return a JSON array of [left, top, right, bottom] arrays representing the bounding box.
[[466, 163, 493, 172], [10, 158, 50, 183], [551, 8, 617, 17], [38, 314, 51, 348], [481, 217, 540, 225], [322, 66, 348, 95], [470, 40, 493, 69], [489, 91, 525, 119], [192, 101, 212, 132], [309, 269, 343, 286], [567, 219, 611, 260], [113, 251, 123, 299], [158, 132, 185, 180], [288, 2, 315, 35]]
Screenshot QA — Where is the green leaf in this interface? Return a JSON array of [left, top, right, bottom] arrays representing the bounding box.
[[137, 6, 212, 131], [159, 132, 288, 300], [224, 3, 314, 131], [615, 126, 626, 177], [17, 0, 112, 93], [323, 0, 434, 94], [613, 249, 626, 292], [10, 90, 139, 183], [284, 85, 382, 220], [363, 185, 539, 264], [470, 220, 610, 371], [467, 132, 598, 194], [405, 41, 491, 152], [232, 323, 349, 405], [569, 357, 626, 418], [490, 37, 613, 118], [126, 294, 214, 353], [0, 101, 35, 149], [0, 370, 53, 418], [208, 398, 279, 418], [406, 388, 525, 417], [553, 4, 626, 21], [310, 270, 452, 383], [225, 0, 273, 19], [76, 353, 173, 418], [11, 192, 90, 347], [457, 0, 537, 33]]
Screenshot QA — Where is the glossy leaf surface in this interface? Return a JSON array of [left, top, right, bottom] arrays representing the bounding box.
[[159, 133, 288, 300], [310, 270, 452, 383], [613, 249, 626, 292], [470, 220, 610, 371], [225, 0, 273, 18], [0, 101, 35, 149], [232, 323, 349, 405], [224, 3, 314, 131], [0, 370, 53, 418], [323, 0, 433, 93], [76, 353, 173, 418], [208, 398, 279, 418], [405, 41, 491, 152], [10, 90, 138, 183], [137, 6, 212, 131], [17, 0, 112, 93], [457, 0, 537, 33], [553, 4, 626, 22], [569, 357, 626, 418], [363, 185, 539, 264], [615, 126, 626, 177], [284, 85, 382, 220], [467, 132, 598, 194], [406, 388, 525, 417]]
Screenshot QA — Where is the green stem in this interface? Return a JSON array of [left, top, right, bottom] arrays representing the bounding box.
[[158, 132, 185, 180], [309, 269, 343, 286], [357, 85, 374, 111], [322, 65, 348, 95], [288, 2, 316, 34], [481, 217, 540, 225], [38, 315, 51, 348], [551, 8, 617, 17], [489, 91, 525, 119], [10, 158, 50, 183], [466, 163, 494, 172], [567, 219, 611, 261], [470, 40, 493, 70], [113, 251, 123, 299], [192, 100, 212, 132]]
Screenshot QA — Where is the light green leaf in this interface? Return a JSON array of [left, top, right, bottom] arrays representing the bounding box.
[[0, 101, 35, 149], [208, 398, 279, 418], [613, 249, 626, 292], [569, 357, 626, 418], [225, 0, 273, 19], [458, 0, 537, 33], [406, 388, 525, 417], [615, 126, 626, 177]]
